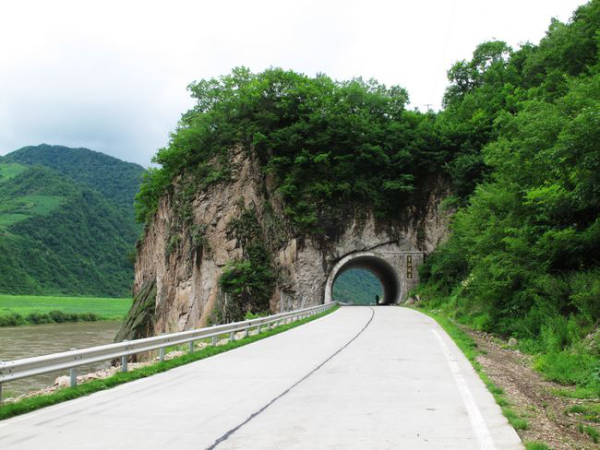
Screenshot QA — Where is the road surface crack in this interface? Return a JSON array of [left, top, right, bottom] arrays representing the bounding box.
[[205, 306, 375, 450]]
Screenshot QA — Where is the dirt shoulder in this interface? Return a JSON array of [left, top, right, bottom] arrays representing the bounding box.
[[467, 329, 599, 449]]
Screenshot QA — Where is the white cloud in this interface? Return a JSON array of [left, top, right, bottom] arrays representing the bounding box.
[[0, 0, 588, 166]]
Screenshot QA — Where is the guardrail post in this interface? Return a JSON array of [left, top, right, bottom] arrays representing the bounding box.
[[211, 335, 217, 346], [229, 331, 235, 342], [244, 327, 249, 338], [159, 347, 165, 362], [69, 348, 77, 387], [121, 340, 128, 373], [0, 382, 3, 405], [257, 324, 261, 334], [188, 341, 194, 353]]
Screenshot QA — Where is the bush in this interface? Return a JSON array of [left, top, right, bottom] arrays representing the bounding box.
[[49, 310, 67, 323], [0, 312, 25, 327], [80, 312, 99, 322], [570, 270, 600, 323], [26, 312, 52, 325]]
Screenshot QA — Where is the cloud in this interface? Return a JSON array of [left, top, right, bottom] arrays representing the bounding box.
[[0, 0, 588, 166]]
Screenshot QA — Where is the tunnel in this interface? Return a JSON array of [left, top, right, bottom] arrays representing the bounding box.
[[324, 252, 402, 305]]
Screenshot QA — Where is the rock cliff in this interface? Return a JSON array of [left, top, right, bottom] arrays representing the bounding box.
[[117, 149, 451, 341]]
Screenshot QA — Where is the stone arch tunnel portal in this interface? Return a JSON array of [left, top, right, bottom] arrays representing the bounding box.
[[325, 252, 402, 305]]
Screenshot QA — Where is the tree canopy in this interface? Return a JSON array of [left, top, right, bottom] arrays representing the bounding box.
[[136, 69, 465, 233]]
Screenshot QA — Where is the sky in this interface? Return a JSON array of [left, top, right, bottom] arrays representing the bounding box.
[[0, 0, 589, 167]]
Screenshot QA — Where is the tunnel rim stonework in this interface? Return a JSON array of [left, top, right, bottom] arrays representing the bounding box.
[[324, 251, 403, 305]]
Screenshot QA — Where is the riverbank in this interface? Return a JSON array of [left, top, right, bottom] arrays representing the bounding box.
[[0, 321, 123, 397], [0, 305, 339, 420], [0, 294, 131, 326]]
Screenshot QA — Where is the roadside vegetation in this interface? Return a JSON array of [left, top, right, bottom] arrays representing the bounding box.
[[409, 2, 600, 446], [0, 295, 132, 326], [416, 0, 600, 395], [0, 305, 339, 420]]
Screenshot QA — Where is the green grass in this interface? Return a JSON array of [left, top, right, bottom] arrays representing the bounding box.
[[0, 294, 132, 323], [0, 213, 28, 228], [0, 195, 64, 229], [565, 403, 600, 423], [502, 407, 529, 430], [534, 351, 600, 391], [553, 386, 599, 399], [578, 423, 600, 443], [13, 194, 64, 215], [0, 305, 339, 420], [0, 163, 27, 182], [524, 443, 551, 450]]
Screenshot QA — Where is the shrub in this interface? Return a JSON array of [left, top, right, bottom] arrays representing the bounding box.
[[570, 270, 600, 323], [0, 313, 25, 327], [26, 312, 52, 325], [49, 310, 67, 323]]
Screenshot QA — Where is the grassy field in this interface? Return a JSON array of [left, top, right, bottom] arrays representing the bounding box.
[[0, 162, 27, 182], [0, 294, 132, 323], [0, 194, 65, 230]]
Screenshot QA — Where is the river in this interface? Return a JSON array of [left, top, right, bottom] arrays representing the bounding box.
[[0, 321, 122, 398]]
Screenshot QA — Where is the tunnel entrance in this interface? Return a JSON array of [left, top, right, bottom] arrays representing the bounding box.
[[332, 269, 383, 305], [325, 252, 402, 305]]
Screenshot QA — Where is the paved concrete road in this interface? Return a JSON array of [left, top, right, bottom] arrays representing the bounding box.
[[0, 307, 523, 449]]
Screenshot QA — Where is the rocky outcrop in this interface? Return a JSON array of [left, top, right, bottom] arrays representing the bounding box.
[[119, 149, 451, 339]]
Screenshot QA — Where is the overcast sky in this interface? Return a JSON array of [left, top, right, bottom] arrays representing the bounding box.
[[0, 0, 588, 166]]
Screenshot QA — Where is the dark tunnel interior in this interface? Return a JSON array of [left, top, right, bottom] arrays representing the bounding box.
[[332, 255, 401, 305]]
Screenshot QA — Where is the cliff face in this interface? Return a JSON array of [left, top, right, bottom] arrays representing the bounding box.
[[117, 149, 451, 340]]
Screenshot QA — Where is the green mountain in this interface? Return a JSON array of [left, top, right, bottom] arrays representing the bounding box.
[[0, 146, 144, 297], [333, 269, 382, 305], [6, 144, 145, 211]]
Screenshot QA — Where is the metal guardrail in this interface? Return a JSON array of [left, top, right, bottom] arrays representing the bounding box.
[[0, 302, 336, 402]]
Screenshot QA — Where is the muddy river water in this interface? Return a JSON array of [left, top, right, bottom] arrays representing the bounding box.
[[0, 321, 122, 398]]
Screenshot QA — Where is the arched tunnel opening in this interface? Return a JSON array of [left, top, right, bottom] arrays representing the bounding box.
[[333, 268, 383, 305], [326, 254, 402, 305]]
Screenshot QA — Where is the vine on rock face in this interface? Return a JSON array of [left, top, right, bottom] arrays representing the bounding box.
[[216, 206, 275, 323]]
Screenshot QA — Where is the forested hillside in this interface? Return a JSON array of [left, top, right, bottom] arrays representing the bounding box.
[[418, 1, 600, 394], [6, 144, 144, 211], [0, 146, 144, 297]]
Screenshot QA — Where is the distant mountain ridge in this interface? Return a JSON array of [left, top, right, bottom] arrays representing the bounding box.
[[5, 144, 145, 211], [0, 145, 145, 297]]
